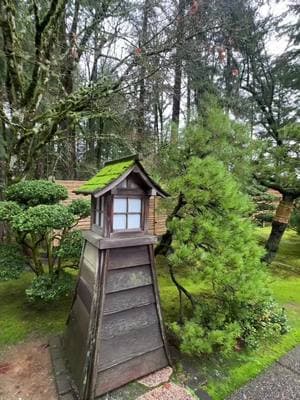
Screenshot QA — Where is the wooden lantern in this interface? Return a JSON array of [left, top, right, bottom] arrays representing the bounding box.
[[63, 155, 171, 399]]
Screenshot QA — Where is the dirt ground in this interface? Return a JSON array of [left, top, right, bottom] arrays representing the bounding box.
[[0, 339, 57, 400]]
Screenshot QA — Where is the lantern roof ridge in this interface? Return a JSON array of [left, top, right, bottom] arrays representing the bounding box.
[[74, 154, 168, 197]]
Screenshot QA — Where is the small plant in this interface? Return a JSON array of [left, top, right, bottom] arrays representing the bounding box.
[[0, 244, 28, 281], [170, 299, 288, 356], [241, 299, 289, 348], [26, 272, 74, 302]]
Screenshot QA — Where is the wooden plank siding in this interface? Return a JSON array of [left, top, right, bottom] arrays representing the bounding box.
[[64, 238, 169, 399], [103, 286, 155, 315], [95, 348, 168, 395], [64, 296, 90, 388], [56, 180, 167, 235], [98, 324, 164, 371], [93, 244, 169, 396], [108, 246, 149, 269]]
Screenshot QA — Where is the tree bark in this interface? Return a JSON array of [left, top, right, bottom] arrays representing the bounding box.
[[171, 0, 186, 142], [59, 6, 78, 179], [136, 0, 150, 150], [264, 194, 295, 264], [155, 192, 186, 256]]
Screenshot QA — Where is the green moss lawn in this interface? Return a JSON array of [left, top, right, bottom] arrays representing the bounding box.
[[0, 227, 299, 399]]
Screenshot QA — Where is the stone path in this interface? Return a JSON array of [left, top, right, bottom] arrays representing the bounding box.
[[229, 346, 300, 400]]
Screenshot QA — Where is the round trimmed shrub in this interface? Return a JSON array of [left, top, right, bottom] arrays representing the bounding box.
[[57, 230, 83, 261], [26, 272, 75, 302], [5, 180, 68, 207], [11, 204, 75, 233], [0, 201, 22, 222], [68, 199, 90, 218]]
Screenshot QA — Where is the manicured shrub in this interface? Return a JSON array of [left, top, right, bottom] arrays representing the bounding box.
[[0, 201, 22, 222], [26, 272, 74, 302], [67, 199, 90, 219], [11, 204, 75, 233], [0, 244, 27, 281], [57, 230, 83, 261], [0, 180, 90, 301], [5, 180, 68, 207]]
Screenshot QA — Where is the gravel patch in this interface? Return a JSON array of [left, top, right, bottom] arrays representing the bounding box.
[[278, 346, 300, 374], [138, 367, 173, 388], [229, 360, 300, 400], [137, 382, 195, 400]]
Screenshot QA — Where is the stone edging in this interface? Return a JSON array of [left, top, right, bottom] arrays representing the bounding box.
[[49, 336, 79, 400]]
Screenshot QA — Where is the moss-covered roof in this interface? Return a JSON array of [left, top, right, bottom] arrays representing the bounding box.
[[75, 158, 135, 194]]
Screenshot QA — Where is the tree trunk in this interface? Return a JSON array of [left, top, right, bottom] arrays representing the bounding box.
[[59, 6, 79, 179], [136, 0, 150, 150], [171, 0, 186, 142], [0, 121, 7, 241], [155, 192, 186, 256], [264, 194, 295, 264], [186, 74, 191, 125]]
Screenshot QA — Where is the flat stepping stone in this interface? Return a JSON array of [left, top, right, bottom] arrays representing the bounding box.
[[137, 382, 194, 400], [138, 367, 173, 387]]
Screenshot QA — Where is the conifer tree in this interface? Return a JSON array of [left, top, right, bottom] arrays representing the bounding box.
[[167, 156, 287, 355]]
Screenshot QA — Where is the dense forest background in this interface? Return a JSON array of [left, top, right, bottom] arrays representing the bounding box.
[[0, 0, 299, 260]]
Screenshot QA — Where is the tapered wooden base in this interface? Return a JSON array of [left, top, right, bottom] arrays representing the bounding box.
[[64, 232, 170, 400]]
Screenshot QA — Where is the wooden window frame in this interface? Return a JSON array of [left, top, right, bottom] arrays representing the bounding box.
[[112, 195, 144, 233], [92, 196, 105, 235]]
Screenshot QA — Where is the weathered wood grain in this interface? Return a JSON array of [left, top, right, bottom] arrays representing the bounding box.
[[103, 285, 155, 315], [80, 259, 95, 288], [101, 304, 158, 339], [105, 265, 152, 293], [148, 244, 172, 366], [108, 245, 149, 269], [82, 250, 108, 400], [77, 277, 92, 314], [71, 296, 90, 337], [64, 297, 90, 389], [98, 323, 163, 371], [83, 242, 98, 266], [95, 348, 168, 396]]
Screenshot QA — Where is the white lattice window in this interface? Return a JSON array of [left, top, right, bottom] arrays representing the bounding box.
[[113, 197, 142, 231]]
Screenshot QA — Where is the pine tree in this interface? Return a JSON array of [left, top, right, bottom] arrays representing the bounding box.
[[167, 156, 287, 355]]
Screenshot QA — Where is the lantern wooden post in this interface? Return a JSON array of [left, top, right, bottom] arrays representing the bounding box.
[[63, 155, 170, 399]]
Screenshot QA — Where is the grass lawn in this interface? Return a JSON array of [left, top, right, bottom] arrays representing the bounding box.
[[0, 228, 299, 399], [0, 274, 72, 348]]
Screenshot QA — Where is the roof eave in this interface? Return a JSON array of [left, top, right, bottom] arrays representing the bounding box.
[[74, 158, 169, 197]]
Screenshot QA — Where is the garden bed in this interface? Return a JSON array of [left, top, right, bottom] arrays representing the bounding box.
[[0, 228, 299, 399]]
